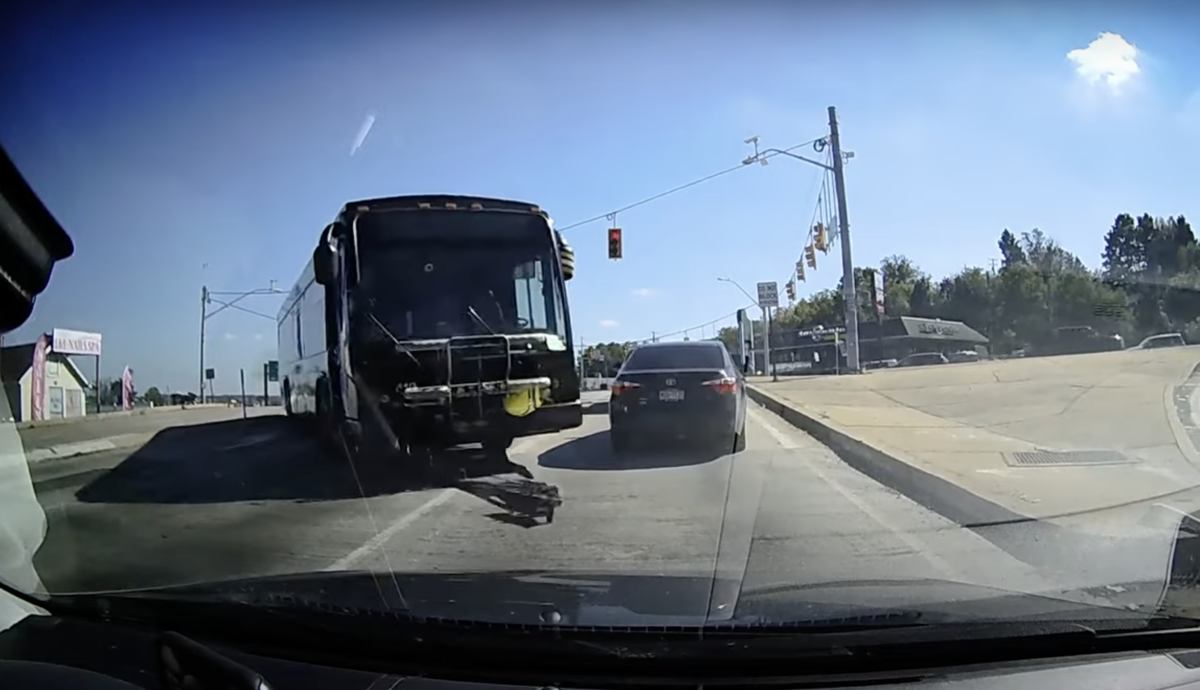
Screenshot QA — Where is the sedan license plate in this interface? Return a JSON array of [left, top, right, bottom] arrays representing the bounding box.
[[659, 388, 685, 402]]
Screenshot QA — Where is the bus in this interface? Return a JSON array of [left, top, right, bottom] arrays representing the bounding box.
[[277, 194, 581, 461]]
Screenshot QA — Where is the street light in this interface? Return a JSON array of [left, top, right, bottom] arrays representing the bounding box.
[[717, 277, 777, 382], [741, 106, 861, 373]]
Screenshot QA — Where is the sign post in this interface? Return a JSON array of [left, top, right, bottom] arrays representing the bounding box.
[[264, 360, 279, 407], [51, 329, 102, 413], [756, 282, 779, 381]]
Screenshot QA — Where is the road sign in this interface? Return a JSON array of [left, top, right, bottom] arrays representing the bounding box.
[[756, 281, 779, 308], [205, 368, 215, 381]]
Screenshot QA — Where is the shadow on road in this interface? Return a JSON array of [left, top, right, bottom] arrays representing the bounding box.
[[537, 430, 727, 471], [74, 416, 560, 521]]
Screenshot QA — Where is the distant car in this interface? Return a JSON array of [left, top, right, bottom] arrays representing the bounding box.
[[896, 352, 949, 368], [608, 341, 747, 454], [946, 350, 981, 364]]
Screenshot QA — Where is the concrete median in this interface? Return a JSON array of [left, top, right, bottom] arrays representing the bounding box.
[[747, 347, 1200, 537]]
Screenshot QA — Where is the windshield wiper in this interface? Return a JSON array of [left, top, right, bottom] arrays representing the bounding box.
[[466, 305, 496, 335], [366, 312, 422, 367]]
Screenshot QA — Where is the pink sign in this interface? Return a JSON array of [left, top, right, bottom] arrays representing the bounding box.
[[30, 334, 48, 422]]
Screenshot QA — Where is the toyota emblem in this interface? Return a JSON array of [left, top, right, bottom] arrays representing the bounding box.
[[665, 378, 676, 386]]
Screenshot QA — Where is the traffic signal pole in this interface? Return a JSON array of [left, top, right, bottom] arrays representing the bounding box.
[[741, 106, 860, 374], [828, 106, 860, 373]]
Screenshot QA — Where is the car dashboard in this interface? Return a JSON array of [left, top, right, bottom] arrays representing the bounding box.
[[5, 612, 1200, 690]]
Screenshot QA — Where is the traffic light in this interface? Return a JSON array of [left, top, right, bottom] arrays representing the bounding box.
[[607, 227, 623, 259], [785, 280, 796, 302], [795, 260, 806, 282], [805, 244, 817, 269], [814, 223, 828, 252], [266, 360, 279, 382]]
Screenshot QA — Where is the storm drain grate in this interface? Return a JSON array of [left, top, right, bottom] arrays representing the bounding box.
[[1007, 450, 1132, 467]]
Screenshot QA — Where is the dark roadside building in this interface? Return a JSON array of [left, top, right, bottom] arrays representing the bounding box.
[[857, 316, 990, 365], [768, 316, 989, 375]]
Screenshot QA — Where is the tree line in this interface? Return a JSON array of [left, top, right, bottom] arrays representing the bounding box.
[[583, 211, 1196, 372], [725, 212, 1197, 355]]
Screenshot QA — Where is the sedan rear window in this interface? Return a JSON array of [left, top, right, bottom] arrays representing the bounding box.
[[623, 345, 726, 370]]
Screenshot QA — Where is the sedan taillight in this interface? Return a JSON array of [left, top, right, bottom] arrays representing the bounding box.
[[611, 381, 641, 396], [702, 376, 738, 394]]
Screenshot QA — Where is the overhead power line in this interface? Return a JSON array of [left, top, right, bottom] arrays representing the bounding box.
[[637, 305, 754, 344], [557, 137, 827, 233]]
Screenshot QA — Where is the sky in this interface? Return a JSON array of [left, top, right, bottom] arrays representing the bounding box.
[[1, 2, 1198, 394]]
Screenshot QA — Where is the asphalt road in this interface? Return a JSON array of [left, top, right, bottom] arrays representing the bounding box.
[[25, 402, 1176, 615]]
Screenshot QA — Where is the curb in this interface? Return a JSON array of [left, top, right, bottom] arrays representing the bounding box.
[[745, 383, 1030, 528], [1168, 362, 1200, 470], [17, 432, 154, 466], [14, 403, 250, 430]]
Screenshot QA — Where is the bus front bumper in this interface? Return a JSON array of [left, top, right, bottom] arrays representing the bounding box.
[[384, 399, 583, 446]]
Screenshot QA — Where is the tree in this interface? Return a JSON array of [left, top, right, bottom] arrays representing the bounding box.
[[581, 342, 636, 377], [711, 215, 1194, 359], [998, 229, 1026, 269], [144, 386, 164, 406]]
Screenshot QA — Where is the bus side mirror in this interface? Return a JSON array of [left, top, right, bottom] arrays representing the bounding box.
[[556, 231, 575, 281], [313, 223, 337, 286], [313, 245, 334, 286]]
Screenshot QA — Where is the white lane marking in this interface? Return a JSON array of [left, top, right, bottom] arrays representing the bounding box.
[[327, 435, 543, 571], [746, 406, 963, 580]]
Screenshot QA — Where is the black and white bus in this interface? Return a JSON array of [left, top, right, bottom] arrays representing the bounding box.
[[277, 194, 581, 460]]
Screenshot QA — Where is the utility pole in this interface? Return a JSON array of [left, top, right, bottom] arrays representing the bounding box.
[[762, 306, 772, 379], [828, 105, 860, 373], [199, 286, 208, 404], [199, 282, 285, 405], [740, 108, 860, 373]]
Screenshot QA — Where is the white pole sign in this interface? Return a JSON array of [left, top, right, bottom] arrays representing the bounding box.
[[755, 282, 779, 309], [51, 329, 102, 356]]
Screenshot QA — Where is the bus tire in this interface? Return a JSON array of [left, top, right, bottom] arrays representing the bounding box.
[[315, 379, 339, 449], [282, 379, 294, 417], [482, 435, 513, 453]]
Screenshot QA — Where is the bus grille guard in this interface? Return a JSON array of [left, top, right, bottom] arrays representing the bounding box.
[[398, 334, 550, 409]]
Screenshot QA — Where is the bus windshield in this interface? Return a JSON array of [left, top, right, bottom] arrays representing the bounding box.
[[355, 211, 566, 341]]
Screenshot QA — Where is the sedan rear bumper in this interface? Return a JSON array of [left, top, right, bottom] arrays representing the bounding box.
[[609, 403, 738, 440]]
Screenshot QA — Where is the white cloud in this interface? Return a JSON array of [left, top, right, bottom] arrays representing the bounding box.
[[632, 288, 656, 297], [223, 332, 237, 341], [253, 334, 264, 341], [1067, 32, 1140, 90], [599, 319, 620, 329]]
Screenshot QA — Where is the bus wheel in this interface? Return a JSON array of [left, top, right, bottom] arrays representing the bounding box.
[[315, 380, 340, 447], [482, 435, 513, 458], [282, 380, 294, 417]]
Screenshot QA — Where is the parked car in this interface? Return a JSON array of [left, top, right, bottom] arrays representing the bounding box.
[[897, 352, 949, 368], [1134, 333, 1186, 350], [608, 341, 747, 454]]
